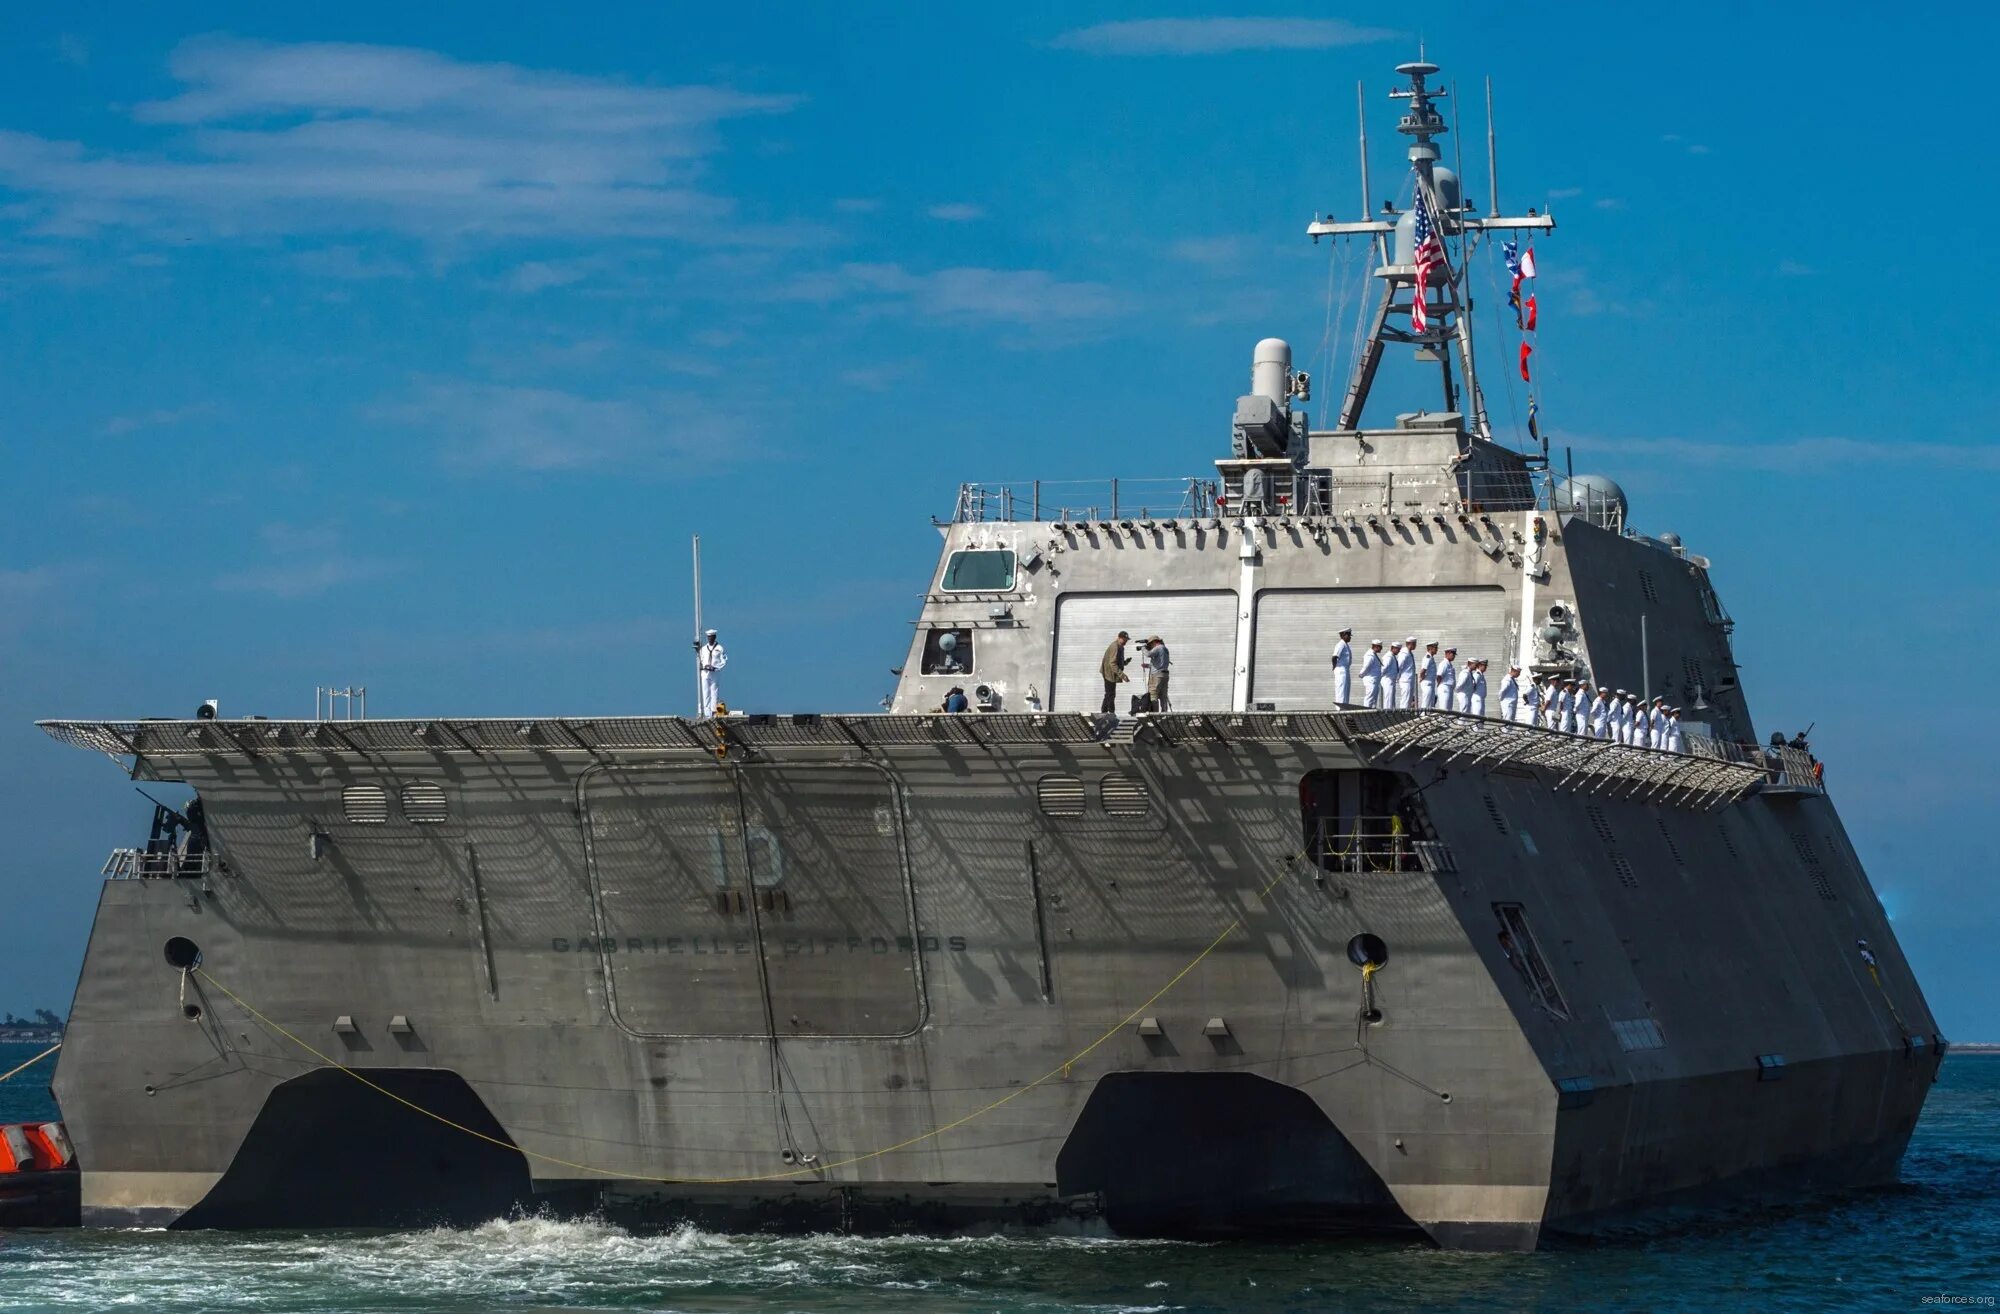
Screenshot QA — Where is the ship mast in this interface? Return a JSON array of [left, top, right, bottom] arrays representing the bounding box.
[[1310, 60, 1555, 444]]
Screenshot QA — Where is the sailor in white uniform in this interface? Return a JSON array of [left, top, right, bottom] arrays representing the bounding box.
[[1589, 686, 1611, 740], [1383, 639, 1405, 707], [1359, 640, 1385, 708], [1650, 697, 1669, 749], [1622, 693, 1642, 745], [1436, 647, 1459, 712], [1519, 672, 1542, 725], [1499, 664, 1521, 722], [1331, 627, 1353, 705], [696, 628, 728, 719], [1395, 636, 1418, 708], [1417, 641, 1439, 710], [1468, 659, 1488, 718], [1665, 707, 1684, 753]]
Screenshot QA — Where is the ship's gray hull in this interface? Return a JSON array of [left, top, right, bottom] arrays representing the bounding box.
[[48, 711, 1939, 1248]]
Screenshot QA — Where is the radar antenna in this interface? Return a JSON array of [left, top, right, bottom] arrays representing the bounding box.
[[1310, 60, 1555, 443]]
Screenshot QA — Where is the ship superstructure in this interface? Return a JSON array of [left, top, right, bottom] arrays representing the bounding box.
[[35, 60, 1939, 1249]]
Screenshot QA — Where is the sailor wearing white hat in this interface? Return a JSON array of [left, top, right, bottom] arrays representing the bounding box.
[[1468, 659, 1489, 718], [1649, 696, 1669, 750], [1384, 639, 1405, 708], [1499, 663, 1521, 722], [1359, 639, 1385, 709], [1454, 655, 1477, 715], [1518, 672, 1543, 725], [1622, 693, 1642, 745], [1331, 627, 1353, 706], [696, 628, 728, 719], [1436, 646, 1459, 712], [1417, 641, 1440, 710], [1393, 637, 1417, 709], [1589, 686, 1611, 740]]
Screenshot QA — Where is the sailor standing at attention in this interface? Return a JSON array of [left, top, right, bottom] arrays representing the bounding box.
[[1383, 640, 1405, 707], [1468, 659, 1488, 718], [1456, 659, 1478, 716], [1521, 674, 1545, 725], [1666, 707, 1684, 753], [1436, 647, 1459, 712], [1622, 693, 1642, 744], [1359, 640, 1385, 708], [1417, 641, 1440, 709], [1331, 628, 1354, 705], [696, 628, 727, 719], [1499, 664, 1521, 722], [1589, 686, 1611, 740], [1396, 636, 1419, 708]]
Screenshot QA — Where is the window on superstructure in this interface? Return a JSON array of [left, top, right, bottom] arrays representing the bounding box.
[[941, 550, 1015, 592]]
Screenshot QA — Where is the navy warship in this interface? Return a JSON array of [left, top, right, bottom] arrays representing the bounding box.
[[35, 60, 1940, 1249]]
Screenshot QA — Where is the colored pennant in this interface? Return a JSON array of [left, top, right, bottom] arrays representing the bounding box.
[[1520, 245, 1538, 279], [1525, 294, 1537, 332], [1519, 342, 1533, 381], [1527, 395, 1542, 446]]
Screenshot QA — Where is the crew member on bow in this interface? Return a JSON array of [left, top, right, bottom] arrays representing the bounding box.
[[1331, 627, 1353, 705], [696, 628, 727, 719]]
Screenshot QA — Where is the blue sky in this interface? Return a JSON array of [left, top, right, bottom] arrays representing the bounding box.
[[3, 5, 1996, 1037]]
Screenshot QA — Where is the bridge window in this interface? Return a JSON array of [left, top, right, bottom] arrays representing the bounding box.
[[341, 784, 389, 824], [941, 550, 1015, 592]]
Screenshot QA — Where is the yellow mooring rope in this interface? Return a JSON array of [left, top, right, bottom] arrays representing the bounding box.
[[0, 1041, 61, 1085], [196, 854, 1305, 1186]]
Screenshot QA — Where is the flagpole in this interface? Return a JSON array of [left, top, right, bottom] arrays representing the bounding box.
[[1486, 78, 1499, 218], [691, 534, 704, 716]]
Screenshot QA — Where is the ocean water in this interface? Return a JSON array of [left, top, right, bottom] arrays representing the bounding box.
[[1, 1044, 1995, 1313]]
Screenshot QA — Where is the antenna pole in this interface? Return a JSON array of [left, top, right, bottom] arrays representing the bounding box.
[[691, 534, 704, 716], [1356, 80, 1371, 220], [1486, 77, 1499, 217]]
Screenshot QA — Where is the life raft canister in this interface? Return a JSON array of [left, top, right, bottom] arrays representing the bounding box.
[[0, 1122, 74, 1173]]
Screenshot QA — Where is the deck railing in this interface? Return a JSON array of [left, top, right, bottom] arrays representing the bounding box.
[[952, 478, 1219, 524], [103, 848, 214, 880], [1310, 816, 1456, 874]]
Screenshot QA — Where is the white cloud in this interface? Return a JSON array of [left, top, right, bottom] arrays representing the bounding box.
[[211, 522, 393, 599], [1777, 259, 1815, 277], [290, 245, 414, 280], [926, 202, 985, 222], [100, 401, 217, 436], [502, 260, 591, 293], [1168, 236, 1245, 265], [774, 262, 1121, 324], [1547, 187, 1584, 200], [1593, 197, 1624, 210], [1053, 18, 1398, 55], [375, 377, 748, 473], [0, 36, 801, 243], [832, 197, 881, 214]]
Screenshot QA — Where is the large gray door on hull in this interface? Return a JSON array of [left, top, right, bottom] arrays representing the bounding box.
[[1252, 585, 1511, 709], [1053, 591, 1237, 712]]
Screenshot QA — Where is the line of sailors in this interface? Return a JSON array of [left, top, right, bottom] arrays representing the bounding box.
[[1330, 630, 1686, 752]]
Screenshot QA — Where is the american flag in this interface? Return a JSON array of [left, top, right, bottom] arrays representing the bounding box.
[[1410, 186, 1445, 333]]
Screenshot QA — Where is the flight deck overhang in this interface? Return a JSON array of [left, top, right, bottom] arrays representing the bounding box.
[[38, 710, 1770, 808]]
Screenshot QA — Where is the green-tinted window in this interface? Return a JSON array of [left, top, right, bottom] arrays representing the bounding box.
[[941, 550, 1015, 591]]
